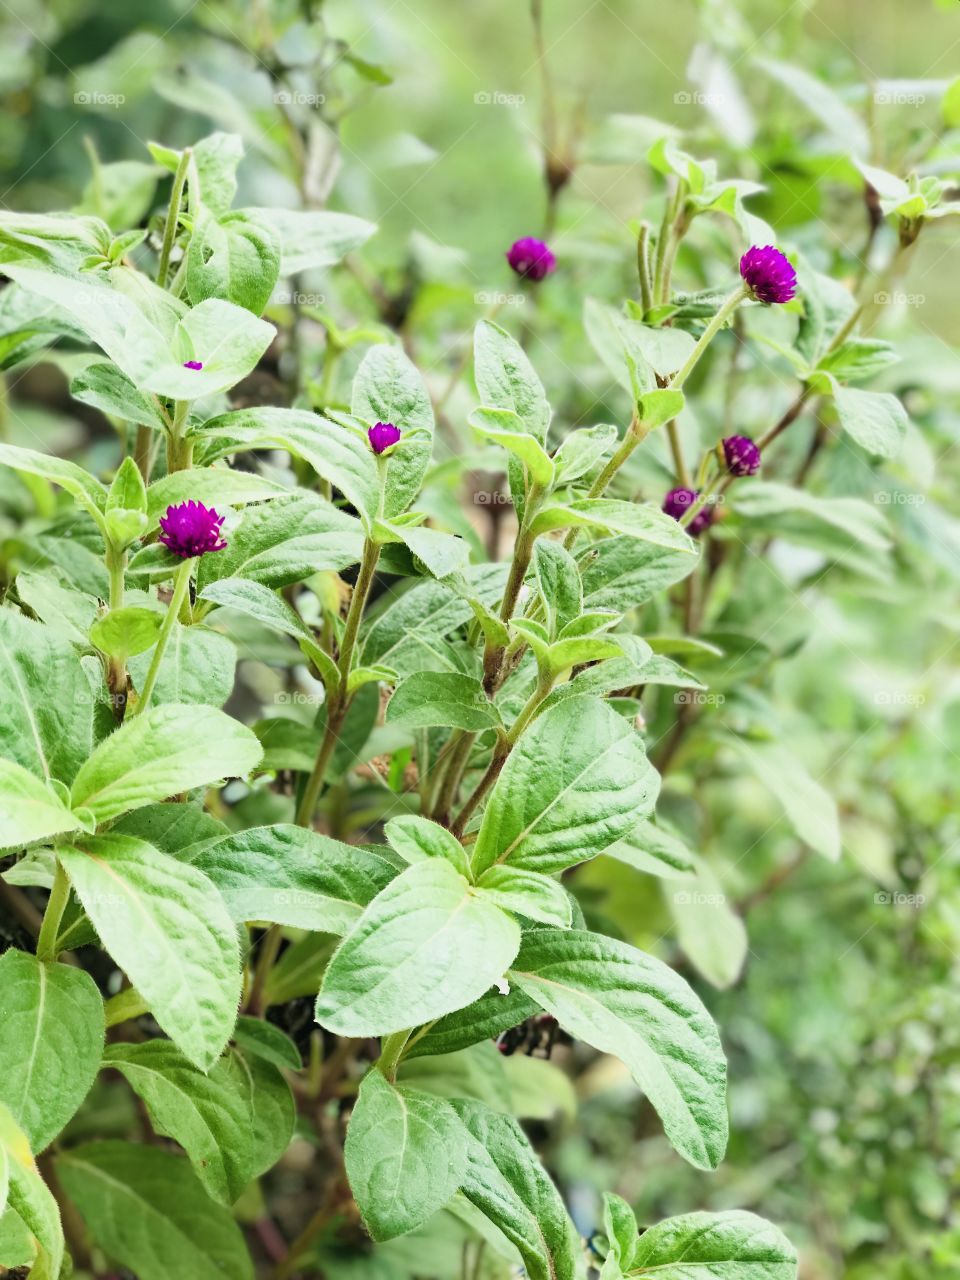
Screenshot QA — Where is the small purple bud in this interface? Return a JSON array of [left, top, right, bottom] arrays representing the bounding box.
[[722, 434, 761, 477], [739, 245, 797, 305], [368, 421, 401, 455], [663, 486, 714, 537], [506, 237, 556, 282], [158, 500, 227, 558], [183, 360, 204, 370]]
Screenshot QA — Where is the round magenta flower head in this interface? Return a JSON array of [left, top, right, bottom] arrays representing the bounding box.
[[722, 434, 761, 477], [368, 421, 401, 455], [663, 486, 714, 537], [158, 500, 227, 559], [506, 237, 556, 282], [739, 245, 797, 304]]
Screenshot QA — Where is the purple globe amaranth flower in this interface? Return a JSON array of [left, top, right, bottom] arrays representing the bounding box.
[[158, 500, 227, 559], [368, 421, 401, 455], [722, 434, 761, 477], [739, 245, 797, 304], [663, 485, 715, 537], [506, 237, 556, 282], [183, 360, 203, 370]]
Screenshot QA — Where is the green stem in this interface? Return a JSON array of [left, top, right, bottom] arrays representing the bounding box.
[[157, 149, 192, 289], [36, 861, 71, 962], [247, 925, 283, 1016], [637, 223, 653, 314], [104, 987, 149, 1028], [377, 1029, 412, 1082], [165, 400, 193, 474], [669, 282, 748, 393], [295, 538, 381, 827], [133, 557, 194, 716]]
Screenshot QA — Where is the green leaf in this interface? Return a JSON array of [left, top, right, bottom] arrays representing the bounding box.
[[581, 536, 698, 611], [107, 455, 148, 514], [734, 740, 841, 861], [70, 360, 166, 427], [0, 605, 95, 783], [832, 385, 907, 459], [57, 1141, 254, 1280], [405, 987, 540, 1060], [470, 407, 555, 487], [552, 423, 618, 485], [198, 407, 380, 525], [352, 344, 435, 517], [128, 624, 237, 708], [186, 207, 281, 315], [0, 1104, 64, 1280], [232, 1016, 301, 1071], [534, 540, 582, 638], [386, 672, 500, 731], [345, 1070, 467, 1242], [103, 1043, 254, 1205], [471, 695, 659, 876], [150, 132, 244, 215], [475, 866, 573, 927], [637, 386, 685, 429], [315, 860, 522, 1037], [220, 1046, 295, 1178], [13, 571, 98, 648], [0, 265, 274, 399], [532, 498, 697, 553], [473, 321, 550, 441], [0, 760, 81, 851], [451, 1099, 581, 1280], [90, 606, 162, 660], [251, 207, 376, 274], [666, 861, 748, 991], [59, 834, 241, 1069], [510, 929, 728, 1169], [618, 1207, 797, 1278], [377, 519, 469, 580], [144, 467, 287, 531], [195, 491, 363, 591], [0, 951, 104, 1152], [184, 824, 399, 932], [755, 56, 869, 155], [607, 820, 696, 876], [70, 703, 262, 823], [383, 815, 472, 878]]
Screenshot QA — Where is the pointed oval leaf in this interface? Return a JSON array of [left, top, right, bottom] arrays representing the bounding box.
[[316, 860, 521, 1037], [510, 929, 728, 1170], [59, 835, 241, 1069], [70, 704, 262, 823]]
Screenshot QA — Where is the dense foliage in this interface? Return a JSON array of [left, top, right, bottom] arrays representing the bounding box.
[[0, 1, 957, 1278]]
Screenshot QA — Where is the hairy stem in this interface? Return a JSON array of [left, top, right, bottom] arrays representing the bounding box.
[[36, 860, 71, 962], [296, 538, 381, 827], [156, 148, 192, 289], [133, 556, 194, 716]]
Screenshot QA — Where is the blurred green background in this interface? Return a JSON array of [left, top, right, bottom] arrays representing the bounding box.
[[2, 1, 959, 1277]]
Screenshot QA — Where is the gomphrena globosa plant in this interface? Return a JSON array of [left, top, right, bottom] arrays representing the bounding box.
[[0, 29, 947, 1273]]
